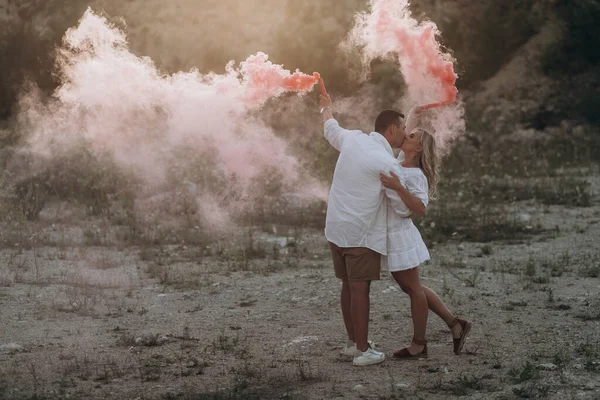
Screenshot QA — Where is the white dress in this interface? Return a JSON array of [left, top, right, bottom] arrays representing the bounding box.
[[381, 164, 430, 272]]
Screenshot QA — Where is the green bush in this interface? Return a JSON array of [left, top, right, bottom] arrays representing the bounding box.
[[7, 146, 135, 220]]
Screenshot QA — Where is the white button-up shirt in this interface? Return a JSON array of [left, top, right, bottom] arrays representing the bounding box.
[[324, 118, 407, 255]]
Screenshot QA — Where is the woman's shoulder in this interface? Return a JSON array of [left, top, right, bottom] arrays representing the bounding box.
[[401, 167, 427, 186], [400, 165, 426, 178]]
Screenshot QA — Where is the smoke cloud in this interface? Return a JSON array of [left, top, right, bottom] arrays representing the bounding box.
[[14, 8, 326, 229], [345, 0, 465, 149], [8, 1, 466, 229]]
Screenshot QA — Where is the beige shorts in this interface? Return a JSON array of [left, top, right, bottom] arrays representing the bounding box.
[[328, 242, 381, 282]]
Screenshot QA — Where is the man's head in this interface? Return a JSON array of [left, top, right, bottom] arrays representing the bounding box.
[[374, 109, 405, 148]]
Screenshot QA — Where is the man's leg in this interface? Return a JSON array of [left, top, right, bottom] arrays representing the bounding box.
[[329, 242, 355, 342], [345, 247, 381, 352], [341, 280, 355, 343], [350, 280, 371, 352], [345, 247, 384, 366]]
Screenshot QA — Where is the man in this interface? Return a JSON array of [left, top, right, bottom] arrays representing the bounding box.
[[319, 93, 406, 366]]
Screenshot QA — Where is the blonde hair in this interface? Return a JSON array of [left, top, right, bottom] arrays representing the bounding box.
[[414, 128, 440, 200]]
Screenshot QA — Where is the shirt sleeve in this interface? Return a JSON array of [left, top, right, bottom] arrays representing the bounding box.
[[324, 119, 362, 152], [405, 172, 429, 208], [383, 163, 412, 217]]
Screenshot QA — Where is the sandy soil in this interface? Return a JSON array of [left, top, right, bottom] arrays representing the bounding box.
[[1, 179, 600, 400]]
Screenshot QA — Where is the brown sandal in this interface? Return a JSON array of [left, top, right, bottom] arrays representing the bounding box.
[[449, 316, 472, 355], [392, 338, 428, 359]]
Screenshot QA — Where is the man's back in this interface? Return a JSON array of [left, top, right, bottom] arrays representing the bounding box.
[[324, 119, 397, 255]]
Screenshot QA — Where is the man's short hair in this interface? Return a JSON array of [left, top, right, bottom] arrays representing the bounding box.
[[374, 110, 404, 134]]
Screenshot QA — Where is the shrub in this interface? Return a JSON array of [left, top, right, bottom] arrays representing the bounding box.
[[8, 146, 135, 220]]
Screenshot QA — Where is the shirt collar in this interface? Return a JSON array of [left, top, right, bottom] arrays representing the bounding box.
[[369, 132, 394, 156]]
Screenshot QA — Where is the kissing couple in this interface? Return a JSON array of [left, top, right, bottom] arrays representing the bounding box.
[[319, 93, 471, 366]]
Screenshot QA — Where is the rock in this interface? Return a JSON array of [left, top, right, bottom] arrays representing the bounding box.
[[37, 201, 87, 223], [134, 337, 143, 345], [353, 384, 365, 391], [583, 382, 595, 391], [573, 126, 586, 137], [157, 336, 169, 345], [382, 287, 398, 294], [511, 128, 538, 141], [266, 313, 280, 321], [395, 382, 410, 389], [516, 213, 532, 223], [458, 244, 465, 250], [0, 343, 24, 354], [538, 363, 558, 371], [284, 336, 318, 348]]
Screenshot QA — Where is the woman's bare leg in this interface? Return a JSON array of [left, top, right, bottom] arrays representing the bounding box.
[[391, 268, 428, 354], [422, 285, 462, 338]]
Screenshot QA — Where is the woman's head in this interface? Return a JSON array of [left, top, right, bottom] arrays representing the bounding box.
[[400, 128, 424, 155], [403, 128, 440, 199]]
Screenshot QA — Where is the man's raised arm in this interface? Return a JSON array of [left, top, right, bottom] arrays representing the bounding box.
[[320, 94, 360, 152], [320, 94, 334, 123]]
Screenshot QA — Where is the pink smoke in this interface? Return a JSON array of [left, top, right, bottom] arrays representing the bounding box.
[[347, 0, 464, 148], [236, 52, 320, 104], [16, 8, 327, 228]]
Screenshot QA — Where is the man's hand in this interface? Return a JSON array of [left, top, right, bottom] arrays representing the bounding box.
[[320, 94, 333, 122], [320, 94, 332, 109]]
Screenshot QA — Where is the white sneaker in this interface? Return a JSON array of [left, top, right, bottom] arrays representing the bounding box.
[[342, 340, 376, 357], [353, 348, 385, 366]]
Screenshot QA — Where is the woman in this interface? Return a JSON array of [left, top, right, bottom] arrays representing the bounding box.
[[379, 107, 472, 358]]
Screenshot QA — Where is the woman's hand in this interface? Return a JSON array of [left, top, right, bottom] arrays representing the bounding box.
[[411, 105, 425, 115], [380, 171, 403, 191], [405, 105, 426, 134]]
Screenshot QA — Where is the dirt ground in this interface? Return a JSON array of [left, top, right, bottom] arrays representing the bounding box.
[[1, 172, 600, 400]]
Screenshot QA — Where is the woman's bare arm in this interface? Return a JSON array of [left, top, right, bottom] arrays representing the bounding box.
[[380, 171, 426, 216], [405, 105, 424, 134]]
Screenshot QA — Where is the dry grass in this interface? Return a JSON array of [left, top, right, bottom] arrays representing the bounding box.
[[0, 103, 598, 400]]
